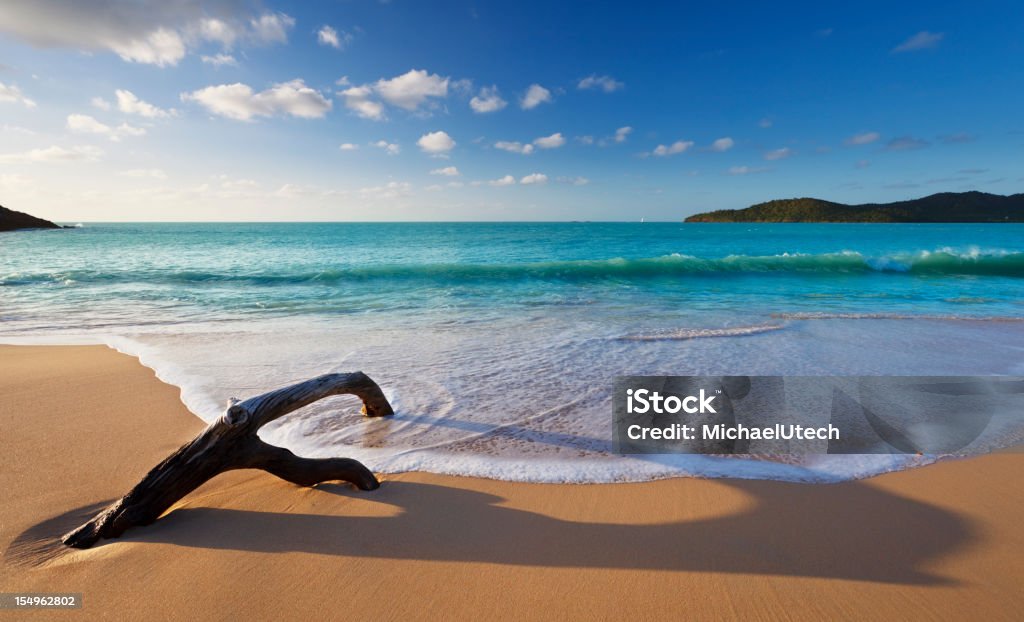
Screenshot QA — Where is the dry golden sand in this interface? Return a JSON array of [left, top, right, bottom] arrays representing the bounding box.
[[1, 345, 1023, 620]]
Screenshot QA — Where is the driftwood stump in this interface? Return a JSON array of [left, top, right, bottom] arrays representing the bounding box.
[[62, 372, 394, 549]]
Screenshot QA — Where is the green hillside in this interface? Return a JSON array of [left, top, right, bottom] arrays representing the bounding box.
[[684, 191, 1024, 223]]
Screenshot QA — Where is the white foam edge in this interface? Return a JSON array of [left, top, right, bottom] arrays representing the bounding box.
[[0, 332, 950, 485]]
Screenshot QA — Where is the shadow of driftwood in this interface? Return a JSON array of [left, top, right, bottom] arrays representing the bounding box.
[[10, 476, 976, 586], [4, 500, 114, 567]]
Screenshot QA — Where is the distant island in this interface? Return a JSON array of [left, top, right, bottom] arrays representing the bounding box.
[[0, 205, 62, 232], [684, 191, 1024, 223]]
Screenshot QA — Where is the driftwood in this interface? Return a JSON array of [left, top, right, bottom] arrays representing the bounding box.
[[62, 372, 394, 549]]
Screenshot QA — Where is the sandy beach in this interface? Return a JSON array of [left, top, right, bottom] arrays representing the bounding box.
[[2, 345, 1023, 620]]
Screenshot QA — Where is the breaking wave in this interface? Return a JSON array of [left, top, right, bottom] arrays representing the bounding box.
[[4, 248, 1023, 287]]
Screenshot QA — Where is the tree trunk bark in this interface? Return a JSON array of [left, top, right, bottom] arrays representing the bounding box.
[[61, 371, 394, 549]]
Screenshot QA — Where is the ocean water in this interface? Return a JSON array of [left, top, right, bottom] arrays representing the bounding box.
[[3, 222, 1024, 483]]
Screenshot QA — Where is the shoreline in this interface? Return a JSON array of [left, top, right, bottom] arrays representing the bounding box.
[[2, 345, 1024, 619], [0, 334, 1011, 485]]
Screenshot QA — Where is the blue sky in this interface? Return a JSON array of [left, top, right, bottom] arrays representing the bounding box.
[[0, 0, 1022, 221]]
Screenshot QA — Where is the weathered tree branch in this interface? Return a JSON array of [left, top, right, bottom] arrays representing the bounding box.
[[61, 372, 393, 549]]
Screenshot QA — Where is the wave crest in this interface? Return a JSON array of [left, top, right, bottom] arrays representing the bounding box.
[[4, 248, 1023, 287], [618, 324, 787, 341]]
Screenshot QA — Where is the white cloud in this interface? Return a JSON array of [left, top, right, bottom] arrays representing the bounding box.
[[470, 86, 507, 113], [119, 168, 167, 179], [846, 131, 880, 145], [430, 166, 460, 176], [520, 83, 552, 110], [764, 147, 792, 160], [116, 89, 174, 118], [198, 18, 237, 47], [893, 31, 944, 53], [0, 145, 103, 163], [652, 140, 693, 157], [272, 182, 331, 199], [417, 130, 456, 154], [318, 25, 340, 48], [759, 118, 773, 128], [218, 175, 258, 190], [728, 165, 770, 175], [250, 12, 295, 44], [339, 85, 384, 120], [0, 82, 36, 108], [557, 176, 590, 186], [182, 79, 331, 121], [110, 27, 186, 67], [593, 127, 632, 147], [90, 96, 111, 110], [65, 113, 122, 135], [66, 114, 146, 141], [113, 29, 182, 66], [0, 3, 294, 67], [520, 173, 548, 185], [338, 69, 450, 120], [199, 12, 294, 48], [533, 132, 566, 149], [376, 69, 448, 111], [577, 75, 624, 93], [338, 143, 359, 151], [450, 78, 473, 96], [885, 136, 929, 151], [359, 181, 411, 200], [489, 175, 516, 187], [372, 140, 400, 155], [201, 53, 237, 67], [710, 137, 734, 152], [317, 25, 352, 50], [495, 141, 535, 155]]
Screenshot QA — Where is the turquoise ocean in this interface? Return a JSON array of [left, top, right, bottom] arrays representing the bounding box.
[[3, 222, 1024, 482]]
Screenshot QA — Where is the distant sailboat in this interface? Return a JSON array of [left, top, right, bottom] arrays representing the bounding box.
[[640, 217, 645, 223]]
